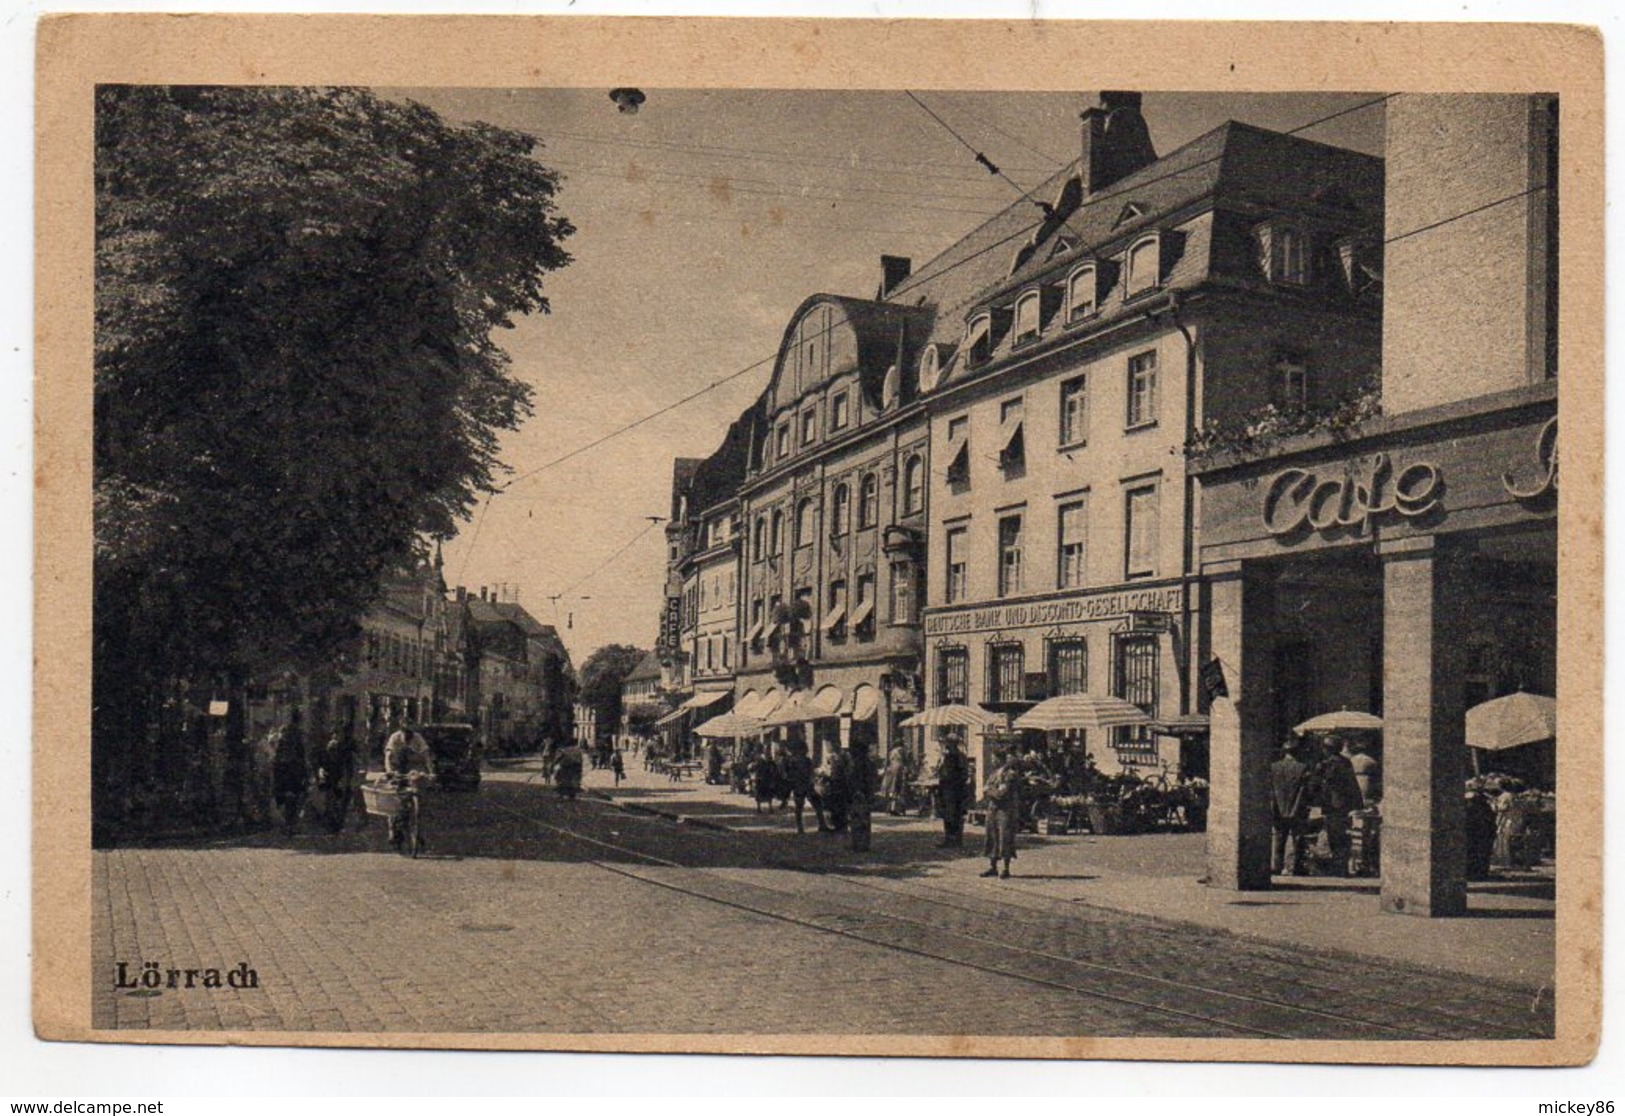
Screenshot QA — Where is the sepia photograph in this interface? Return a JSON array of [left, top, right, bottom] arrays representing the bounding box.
[[32, 16, 1603, 1068]]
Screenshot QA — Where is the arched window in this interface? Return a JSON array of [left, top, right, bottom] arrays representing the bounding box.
[[1014, 290, 1041, 342], [965, 313, 993, 367], [1067, 264, 1098, 320], [753, 516, 767, 561], [832, 482, 851, 535], [903, 455, 925, 515], [859, 473, 879, 529], [795, 497, 817, 548], [919, 345, 943, 393], [770, 509, 783, 556], [1126, 235, 1160, 297]]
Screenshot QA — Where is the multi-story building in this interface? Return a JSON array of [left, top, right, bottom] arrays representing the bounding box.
[[619, 649, 665, 739], [912, 93, 1384, 783], [1194, 94, 1559, 915], [460, 588, 573, 754], [731, 291, 934, 763]]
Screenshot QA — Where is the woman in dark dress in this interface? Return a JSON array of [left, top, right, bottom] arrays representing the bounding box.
[[981, 751, 1022, 878]]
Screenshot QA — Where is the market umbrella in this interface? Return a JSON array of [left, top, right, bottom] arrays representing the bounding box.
[[899, 704, 1002, 729], [1466, 691, 1557, 752], [1294, 709, 1384, 733], [693, 713, 767, 739], [1013, 693, 1151, 733]]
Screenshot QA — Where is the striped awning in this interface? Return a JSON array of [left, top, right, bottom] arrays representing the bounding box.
[[733, 689, 763, 719], [1014, 693, 1152, 733], [846, 684, 880, 721], [900, 703, 1002, 729], [693, 713, 767, 739], [682, 690, 731, 711]]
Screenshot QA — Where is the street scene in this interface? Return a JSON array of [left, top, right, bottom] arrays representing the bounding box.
[[90, 84, 1560, 1042]]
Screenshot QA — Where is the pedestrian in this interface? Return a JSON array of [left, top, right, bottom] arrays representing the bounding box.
[[981, 748, 1022, 878], [819, 748, 852, 833], [313, 728, 357, 834], [880, 742, 910, 816], [1309, 735, 1364, 876], [611, 747, 625, 786], [1269, 739, 1311, 876], [780, 741, 821, 834], [1348, 739, 1381, 804], [935, 736, 970, 848], [271, 708, 308, 838]]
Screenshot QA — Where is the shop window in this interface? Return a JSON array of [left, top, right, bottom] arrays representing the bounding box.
[[1126, 350, 1158, 429], [859, 473, 879, 529], [1126, 235, 1161, 298], [945, 526, 969, 604], [988, 643, 1026, 704], [1049, 639, 1088, 696], [831, 482, 851, 535], [997, 513, 1024, 598], [1067, 264, 1098, 321], [1124, 484, 1159, 580], [1014, 290, 1041, 344], [1059, 375, 1088, 447], [903, 455, 925, 515], [937, 647, 970, 705], [1057, 498, 1088, 588]]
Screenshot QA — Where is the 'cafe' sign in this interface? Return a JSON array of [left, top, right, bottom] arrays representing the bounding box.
[[1262, 451, 1443, 537]]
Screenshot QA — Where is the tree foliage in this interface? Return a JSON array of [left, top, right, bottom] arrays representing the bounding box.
[[576, 644, 652, 731], [94, 85, 573, 680]]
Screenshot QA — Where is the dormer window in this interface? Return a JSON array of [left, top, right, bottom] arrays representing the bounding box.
[[1126, 235, 1161, 298], [919, 343, 953, 393], [1013, 291, 1041, 345], [1067, 263, 1099, 321], [1256, 220, 1310, 285], [964, 313, 993, 368]]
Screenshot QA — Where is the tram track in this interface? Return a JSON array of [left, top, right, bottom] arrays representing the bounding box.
[[481, 793, 1529, 1041]]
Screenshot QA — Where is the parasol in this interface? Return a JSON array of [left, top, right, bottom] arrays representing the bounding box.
[[1294, 709, 1383, 733], [693, 713, 767, 739], [1013, 693, 1151, 733], [1465, 691, 1556, 752], [899, 704, 1002, 729]]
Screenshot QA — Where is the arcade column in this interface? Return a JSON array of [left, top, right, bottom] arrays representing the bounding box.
[[1379, 536, 1468, 916], [1204, 560, 1276, 890]]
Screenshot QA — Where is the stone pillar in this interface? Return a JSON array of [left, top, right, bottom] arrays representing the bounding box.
[[1380, 537, 1468, 917], [1204, 560, 1276, 890]]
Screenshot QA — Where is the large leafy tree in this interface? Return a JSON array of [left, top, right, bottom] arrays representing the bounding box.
[[93, 86, 573, 821], [575, 644, 652, 739]]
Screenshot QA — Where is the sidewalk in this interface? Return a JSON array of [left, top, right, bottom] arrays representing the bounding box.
[[510, 754, 1556, 990]]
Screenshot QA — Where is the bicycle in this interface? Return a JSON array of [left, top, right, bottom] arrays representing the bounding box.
[[361, 772, 433, 858]]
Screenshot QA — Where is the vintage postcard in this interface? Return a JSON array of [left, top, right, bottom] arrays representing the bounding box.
[[34, 16, 1603, 1063]]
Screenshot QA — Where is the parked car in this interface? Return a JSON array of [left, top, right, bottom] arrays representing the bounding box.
[[417, 723, 482, 791]]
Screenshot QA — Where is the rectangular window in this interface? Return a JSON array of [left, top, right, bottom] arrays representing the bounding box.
[[947, 415, 968, 442], [823, 578, 848, 640], [946, 526, 968, 604], [776, 423, 790, 458], [1275, 355, 1309, 408], [989, 644, 1025, 704], [830, 392, 850, 431], [1114, 636, 1160, 755], [1057, 498, 1088, 588], [1059, 376, 1088, 447], [854, 573, 877, 641], [890, 560, 917, 625], [801, 409, 817, 445], [997, 514, 1024, 598], [1125, 485, 1159, 580], [1000, 397, 1024, 425], [937, 647, 969, 705], [1049, 639, 1088, 696], [1127, 351, 1158, 428], [722, 636, 731, 670]]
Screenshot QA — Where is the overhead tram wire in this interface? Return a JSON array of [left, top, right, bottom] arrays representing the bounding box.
[[902, 90, 1060, 223], [458, 94, 1406, 573], [553, 519, 665, 601], [932, 92, 1069, 167], [543, 155, 1020, 206]]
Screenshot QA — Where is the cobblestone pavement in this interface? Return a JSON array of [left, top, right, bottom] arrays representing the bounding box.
[[91, 770, 1555, 1038]]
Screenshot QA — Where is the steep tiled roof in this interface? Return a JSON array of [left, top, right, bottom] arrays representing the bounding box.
[[623, 649, 663, 684]]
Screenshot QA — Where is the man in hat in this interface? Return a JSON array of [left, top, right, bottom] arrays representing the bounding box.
[[934, 736, 971, 848], [1270, 738, 1312, 876], [1309, 734, 1365, 876]]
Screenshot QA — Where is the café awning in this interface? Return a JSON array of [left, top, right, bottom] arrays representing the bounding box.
[[1466, 691, 1556, 752], [1294, 709, 1383, 733], [693, 713, 766, 739], [846, 684, 880, 721], [681, 690, 731, 711], [654, 706, 688, 727], [733, 689, 762, 719], [900, 703, 1001, 729]]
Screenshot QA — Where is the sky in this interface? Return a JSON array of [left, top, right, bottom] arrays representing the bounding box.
[[397, 88, 1386, 666]]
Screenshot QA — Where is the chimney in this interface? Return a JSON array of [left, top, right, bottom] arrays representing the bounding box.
[[1079, 91, 1157, 196], [480, 586, 488, 601], [455, 586, 467, 604], [878, 255, 912, 298]]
